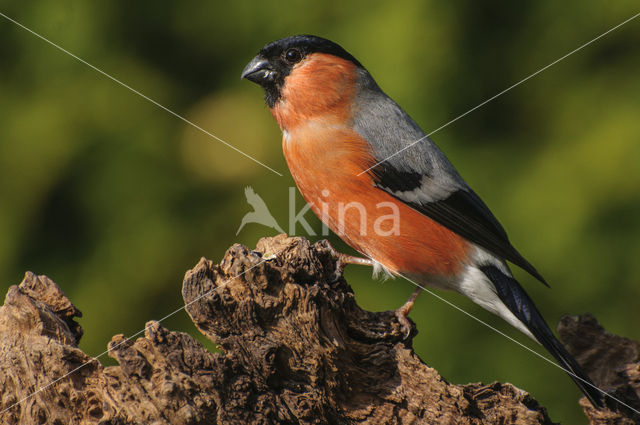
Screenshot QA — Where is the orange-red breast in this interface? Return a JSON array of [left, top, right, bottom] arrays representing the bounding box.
[[242, 34, 603, 408]]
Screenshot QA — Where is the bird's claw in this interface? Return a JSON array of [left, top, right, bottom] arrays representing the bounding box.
[[394, 309, 414, 340], [330, 259, 346, 283], [394, 287, 422, 339], [320, 241, 374, 283]]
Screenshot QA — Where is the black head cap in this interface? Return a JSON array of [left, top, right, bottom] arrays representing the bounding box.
[[241, 35, 362, 107]]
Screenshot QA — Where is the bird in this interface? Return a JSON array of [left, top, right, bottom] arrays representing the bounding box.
[[241, 34, 604, 408], [236, 186, 285, 235]]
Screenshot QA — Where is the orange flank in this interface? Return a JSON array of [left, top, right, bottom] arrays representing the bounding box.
[[283, 124, 470, 279]]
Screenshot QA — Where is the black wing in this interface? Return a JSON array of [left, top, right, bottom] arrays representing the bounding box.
[[370, 164, 548, 286]]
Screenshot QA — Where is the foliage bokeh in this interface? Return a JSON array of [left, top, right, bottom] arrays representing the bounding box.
[[1, 1, 639, 422]]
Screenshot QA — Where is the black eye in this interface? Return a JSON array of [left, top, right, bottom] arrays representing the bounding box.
[[283, 48, 302, 64]]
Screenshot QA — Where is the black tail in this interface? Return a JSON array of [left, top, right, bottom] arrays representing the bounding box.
[[480, 265, 604, 408]]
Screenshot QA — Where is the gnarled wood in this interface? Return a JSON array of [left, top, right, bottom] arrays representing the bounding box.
[[0, 235, 637, 424], [559, 314, 640, 424]]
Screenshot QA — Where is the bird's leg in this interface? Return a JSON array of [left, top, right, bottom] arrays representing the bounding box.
[[395, 287, 422, 339], [322, 241, 374, 282], [333, 252, 375, 281], [337, 254, 375, 267]]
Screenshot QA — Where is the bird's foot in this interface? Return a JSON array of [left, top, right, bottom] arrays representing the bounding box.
[[321, 241, 374, 282], [395, 287, 422, 339]]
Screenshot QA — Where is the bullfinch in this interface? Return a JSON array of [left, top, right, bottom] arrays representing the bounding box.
[[242, 34, 603, 408]]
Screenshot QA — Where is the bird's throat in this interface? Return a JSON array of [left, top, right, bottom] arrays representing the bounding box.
[[270, 53, 357, 132]]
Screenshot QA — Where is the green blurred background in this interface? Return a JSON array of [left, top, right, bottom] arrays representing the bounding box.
[[1, 1, 639, 422]]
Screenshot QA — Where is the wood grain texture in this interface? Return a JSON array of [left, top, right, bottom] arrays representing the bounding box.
[[0, 235, 636, 424]]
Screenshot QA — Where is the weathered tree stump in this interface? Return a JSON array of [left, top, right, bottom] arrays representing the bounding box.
[[0, 235, 638, 424]]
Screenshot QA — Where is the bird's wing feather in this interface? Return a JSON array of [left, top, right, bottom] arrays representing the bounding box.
[[371, 163, 547, 285], [351, 75, 546, 285]]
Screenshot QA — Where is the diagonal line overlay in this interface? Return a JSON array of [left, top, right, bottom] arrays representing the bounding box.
[[0, 254, 274, 415], [358, 11, 640, 176], [0, 11, 283, 177], [400, 276, 640, 414]]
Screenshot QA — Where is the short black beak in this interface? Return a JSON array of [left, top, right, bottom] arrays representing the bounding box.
[[241, 56, 274, 86]]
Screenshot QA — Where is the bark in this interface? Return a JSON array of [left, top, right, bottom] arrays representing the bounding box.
[[0, 235, 637, 424], [559, 314, 640, 424]]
